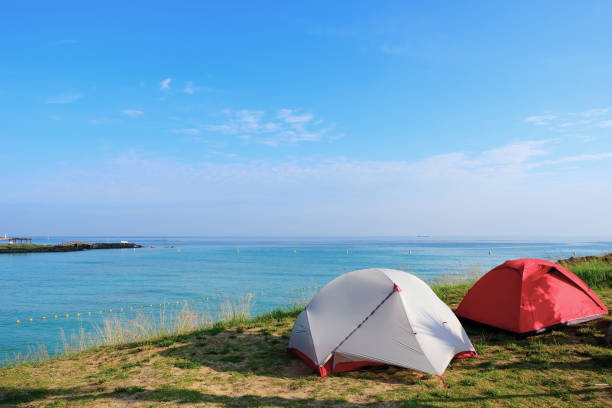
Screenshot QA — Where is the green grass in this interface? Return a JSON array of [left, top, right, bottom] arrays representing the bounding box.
[[0, 243, 49, 250], [561, 259, 612, 289], [0, 255, 610, 407], [0, 285, 608, 407], [432, 283, 473, 308]]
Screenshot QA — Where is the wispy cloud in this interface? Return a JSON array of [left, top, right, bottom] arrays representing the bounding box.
[[160, 77, 172, 91], [525, 114, 557, 126], [525, 107, 612, 131], [171, 128, 200, 135], [277, 108, 314, 123], [544, 152, 612, 165], [183, 81, 210, 94], [15, 140, 612, 235], [598, 120, 612, 127], [203, 108, 333, 146], [121, 109, 144, 117], [184, 81, 196, 94], [45, 93, 82, 104]]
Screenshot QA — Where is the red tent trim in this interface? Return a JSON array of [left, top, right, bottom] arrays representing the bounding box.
[[453, 350, 477, 359], [288, 348, 385, 377], [289, 348, 477, 376]]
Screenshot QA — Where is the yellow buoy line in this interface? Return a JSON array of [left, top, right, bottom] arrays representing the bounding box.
[[15, 292, 265, 325]]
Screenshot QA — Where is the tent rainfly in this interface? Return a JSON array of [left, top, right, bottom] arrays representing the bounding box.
[[288, 268, 476, 378], [455, 258, 609, 335]]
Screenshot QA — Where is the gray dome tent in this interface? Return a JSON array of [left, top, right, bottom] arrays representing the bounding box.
[[288, 268, 475, 377]]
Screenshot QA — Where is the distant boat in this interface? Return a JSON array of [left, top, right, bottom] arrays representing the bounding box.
[[416, 235, 430, 238]]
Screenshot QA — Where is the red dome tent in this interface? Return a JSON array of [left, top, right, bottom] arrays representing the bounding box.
[[456, 259, 608, 335]]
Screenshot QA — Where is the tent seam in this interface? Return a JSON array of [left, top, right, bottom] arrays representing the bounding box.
[[549, 267, 606, 310], [304, 307, 322, 365], [329, 287, 397, 358], [517, 265, 527, 333], [394, 289, 438, 375]]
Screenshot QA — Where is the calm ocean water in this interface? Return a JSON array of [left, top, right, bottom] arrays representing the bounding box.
[[1, 236, 611, 359]]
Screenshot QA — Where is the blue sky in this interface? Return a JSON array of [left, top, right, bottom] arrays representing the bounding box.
[[2, 1, 612, 237]]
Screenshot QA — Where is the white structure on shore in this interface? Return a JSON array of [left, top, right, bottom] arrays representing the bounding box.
[[1, 233, 32, 245]]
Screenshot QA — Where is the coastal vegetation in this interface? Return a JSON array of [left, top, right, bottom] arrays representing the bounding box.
[[0, 242, 142, 254], [559, 254, 612, 289], [0, 243, 49, 251], [0, 255, 610, 407]]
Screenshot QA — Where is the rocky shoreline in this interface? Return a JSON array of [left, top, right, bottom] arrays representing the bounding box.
[[0, 242, 143, 254]]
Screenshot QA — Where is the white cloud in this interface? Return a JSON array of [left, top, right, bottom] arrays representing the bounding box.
[[277, 108, 314, 123], [10, 140, 612, 236], [121, 109, 144, 117], [598, 120, 612, 127], [203, 108, 330, 145], [577, 108, 612, 118], [545, 152, 612, 165], [475, 140, 551, 166], [183, 82, 211, 94], [525, 115, 557, 126], [171, 128, 200, 135], [184, 81, 196, 94], [526, 107, 612, 132], [45, 93, 82, 104], [160, 77, 172, 90]]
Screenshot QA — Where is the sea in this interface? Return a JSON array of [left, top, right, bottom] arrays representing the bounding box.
[[1, 236, 611, 361]]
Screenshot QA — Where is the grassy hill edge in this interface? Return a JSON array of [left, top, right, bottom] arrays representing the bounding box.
[[1, 254, 610, 407]]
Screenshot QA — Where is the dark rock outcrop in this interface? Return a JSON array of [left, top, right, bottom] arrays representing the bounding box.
[[0, 242, 143, 254]]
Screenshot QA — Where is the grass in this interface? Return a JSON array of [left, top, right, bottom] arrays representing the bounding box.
[[3, 294, 257, 367], [0, 243, 49, 250], [559, 255, 612, 289], [0, 256, 610, 407]]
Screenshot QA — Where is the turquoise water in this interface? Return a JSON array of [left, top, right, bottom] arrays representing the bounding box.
[[1, 236, 610, 359]]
